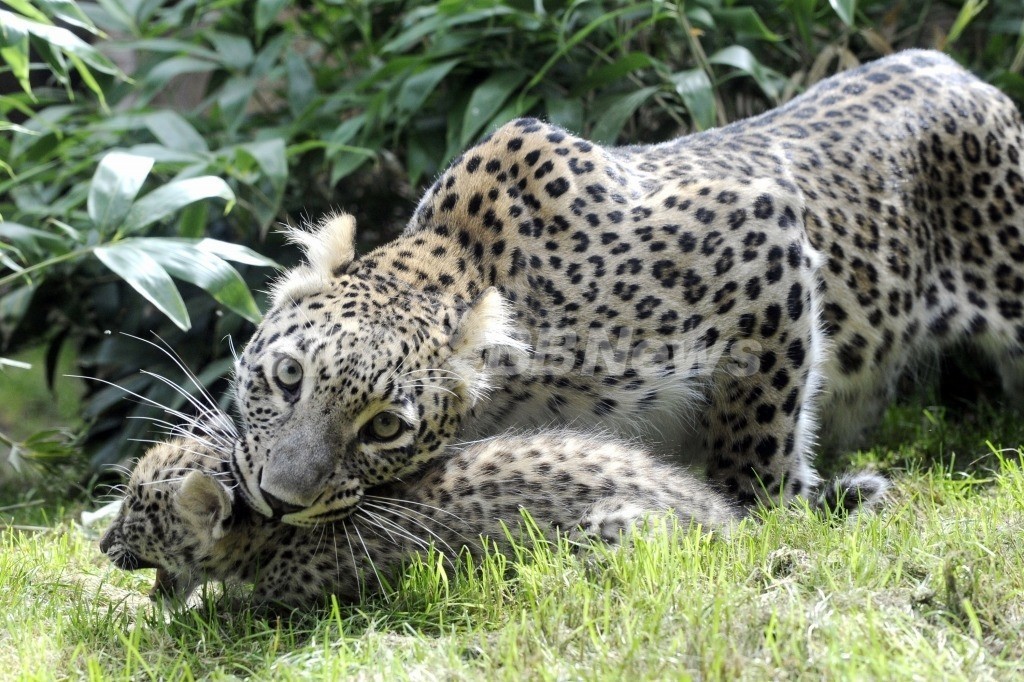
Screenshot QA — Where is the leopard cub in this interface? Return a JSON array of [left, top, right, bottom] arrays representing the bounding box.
[[100, 430, 747, 607]]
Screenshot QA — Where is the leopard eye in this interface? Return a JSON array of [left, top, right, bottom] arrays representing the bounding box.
[[272, 356, 303, 392], [362, 412, 406, 442]]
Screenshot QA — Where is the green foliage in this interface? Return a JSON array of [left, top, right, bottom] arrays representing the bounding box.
[[1, 0, 1023, 471]]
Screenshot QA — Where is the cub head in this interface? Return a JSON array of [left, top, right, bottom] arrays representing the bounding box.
[[99, 437, 236, 600], [231, 212, 527, 527]]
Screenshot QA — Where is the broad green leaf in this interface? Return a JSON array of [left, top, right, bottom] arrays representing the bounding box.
[[0, 31, 31, 97], [686, 7, 715, 30], [123, 38, 219, 61], [0, 284, 35, 340], [285, 50, 316, 115], [239, 138, 287, 191], [252, 32, 289, 78], [460, 70, 527, 146], [193, 238, 279, 268], [0, 10, 119, 75], [487, 93, 539, 138], [330, 151, 376, 185], [94, 244, 190, 330], [1, 0, 48, 23], [579, 52, 655, 93], [406, 132, 440, 186], [709, 46, 786, 102], [382, 13, 445, 53], [128, 238, 262, 323], [671, 68, 717, 131], [143, 56, 219, 90], [327, 115, 365, 150], [120, 176, 235, 235], [525, 4, 636, 91], [590, 85, 659, 144], [715, 7, 783, 42], [828, 0, 856, 27], [91, 0, 135, 33], [125, 143, 205, 164], [144, 111, 209, 154], [177, 201, 208, 239], [255, 0, 289, 36], [209, 32, 254, 70], [34, 0, 99, 33], [216, 76, 255, 132], [545, 96, 584, 132], [397, 59, 460, 116], [0, 222, 69, 254], [177, 199, 208, 238], [87, 152, 154, 233], [68, 52, 108, 106]]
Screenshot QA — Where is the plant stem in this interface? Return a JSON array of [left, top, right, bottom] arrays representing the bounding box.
[[675, 4, 727, 128], [0, 246, 96, 290]]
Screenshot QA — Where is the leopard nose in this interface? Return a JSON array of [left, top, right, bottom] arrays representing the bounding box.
[[259, 487, 307, 516]]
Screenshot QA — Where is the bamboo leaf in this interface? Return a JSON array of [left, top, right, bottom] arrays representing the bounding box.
[[120, 176, 235, 235], [94, 243, 190, 331], [460, 71, 528, 147], [671, 69, 716, 131], [128, 238, 263, 323], [590, 86, 659, 144], [87, 152, 154, 233], [828, 0, 856, 27]]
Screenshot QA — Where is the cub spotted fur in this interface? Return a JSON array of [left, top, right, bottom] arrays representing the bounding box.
[[100, 431, 745, 607], [231, 50, 1024, 525]]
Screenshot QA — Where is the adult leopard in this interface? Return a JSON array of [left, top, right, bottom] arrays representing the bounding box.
[[231, 50, 1022, 526]]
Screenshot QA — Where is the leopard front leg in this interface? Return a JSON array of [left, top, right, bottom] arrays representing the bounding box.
[[702, 270, 825, 506]]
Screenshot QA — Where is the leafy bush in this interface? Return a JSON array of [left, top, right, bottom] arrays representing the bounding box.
[[1, 0, 1022, 474]]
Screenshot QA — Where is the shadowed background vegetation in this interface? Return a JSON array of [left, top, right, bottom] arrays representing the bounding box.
[[1, 0, 1023, 478]]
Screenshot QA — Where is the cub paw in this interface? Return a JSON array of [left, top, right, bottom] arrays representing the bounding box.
[[814, 469, 890, 517], [572, 500, 653, 545]]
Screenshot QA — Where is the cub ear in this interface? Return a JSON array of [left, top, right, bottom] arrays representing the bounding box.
[[176, 471, 234, 541], [447, 287, 530, 404]]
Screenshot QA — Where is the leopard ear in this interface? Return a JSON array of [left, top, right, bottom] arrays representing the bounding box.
[[288, 212, 356, 276], [446, 287, 530, 404], [176, 471, 234, 541], [270, 212, 357, 307]]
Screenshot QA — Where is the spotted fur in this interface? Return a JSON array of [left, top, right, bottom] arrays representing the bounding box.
[[100, 431, 741, 607], [232, 50, 1023, 524]]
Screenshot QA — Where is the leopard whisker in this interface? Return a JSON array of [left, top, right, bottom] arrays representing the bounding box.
[[132, 419, 233, 454], [359, 500, 464, 557], [341, 524, 363, 598], [68, 375, 204, 435], [139, 369, 232, 435], [121, 333, 228, 420], [395, 382, 458, 398], [129, 438, 229, 464], [354, 508, 430, 552], [351, 523, 387, 595], [363, 494, 466, 523]]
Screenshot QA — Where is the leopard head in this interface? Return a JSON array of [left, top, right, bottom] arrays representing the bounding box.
[[231, 213, 527, 527], [99, 438, 236, 599]]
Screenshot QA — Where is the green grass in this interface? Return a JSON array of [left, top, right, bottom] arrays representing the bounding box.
[[0, 346, 81, 442], [1, 404, 1023, 681]]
